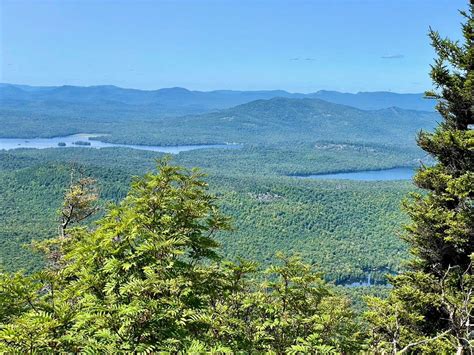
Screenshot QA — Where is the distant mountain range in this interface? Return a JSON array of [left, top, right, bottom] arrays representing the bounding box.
[[157, 97, 438, 148], [0, 83, 436, 114], [0, 83, 439, 150]]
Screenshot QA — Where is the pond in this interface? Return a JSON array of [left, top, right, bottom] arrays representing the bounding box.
[[343, 274, 376, 287], [295, 167, 415, 181], [0, 134, 242, 154]]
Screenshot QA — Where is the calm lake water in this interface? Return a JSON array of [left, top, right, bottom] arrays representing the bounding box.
[[344, 274, 375, 287], [295, 167, 415, 181], [0, 134, 242, 154]]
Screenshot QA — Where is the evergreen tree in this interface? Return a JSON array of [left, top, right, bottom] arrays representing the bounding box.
[[367, 3, 473, 353]]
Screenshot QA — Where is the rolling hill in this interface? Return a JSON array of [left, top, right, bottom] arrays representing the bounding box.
[[149, 97, 439, 148], [0, 86, 439, 148]]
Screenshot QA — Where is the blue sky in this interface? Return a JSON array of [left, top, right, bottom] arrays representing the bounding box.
[[0, 0, 466, 93]]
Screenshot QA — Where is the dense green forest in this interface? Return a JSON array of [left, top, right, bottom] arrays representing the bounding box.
[[0, 91, 438, 148], [0, 148, 411, 284], [0, 163, 367, 352], [0, 77, 443, 351], [0, 2, 472, 351], [0, 91, 433, 284]]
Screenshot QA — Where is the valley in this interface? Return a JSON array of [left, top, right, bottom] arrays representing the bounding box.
[[2, 1, 471, 351], [0, 84, 436, 286]]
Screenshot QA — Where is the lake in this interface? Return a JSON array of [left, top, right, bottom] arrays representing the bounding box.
[[343, 274, 376, 287], [0, 134, 242, 154], [295, 167, 415, 181]]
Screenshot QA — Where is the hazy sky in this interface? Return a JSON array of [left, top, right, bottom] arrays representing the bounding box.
[[0, 0, 467, 93]]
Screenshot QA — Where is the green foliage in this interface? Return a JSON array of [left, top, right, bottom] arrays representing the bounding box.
[[0, 79, 431, 286], [59, 174, 99, 237], [0, 161, 361, 352], [0, 92, 437, 148], [0, 162, 128, 272], [0, 149, 411, 283], [366, 3, 474, 353]]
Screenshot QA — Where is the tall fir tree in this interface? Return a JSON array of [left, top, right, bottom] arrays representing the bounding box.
[[367, 3, 473, 353]]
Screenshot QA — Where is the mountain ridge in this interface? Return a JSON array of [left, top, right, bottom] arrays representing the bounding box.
[[0, 83, 436, 112]]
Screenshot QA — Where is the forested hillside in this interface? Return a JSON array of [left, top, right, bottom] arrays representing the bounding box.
[[0, 81, 439, 292], [0, 56, 443, 295], [164, 98, 437, 147], [0, 162, 367, 352], [0, 149, 411, 284], [0, 92, 438, 152], [0, 0, 472, 351]]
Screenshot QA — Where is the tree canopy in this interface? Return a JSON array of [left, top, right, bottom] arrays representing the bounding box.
[[0, 160, 361, 353], [366, 4, 473, 353]]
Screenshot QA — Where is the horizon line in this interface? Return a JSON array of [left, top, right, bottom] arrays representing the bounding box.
[[0, 82, 427, 96]]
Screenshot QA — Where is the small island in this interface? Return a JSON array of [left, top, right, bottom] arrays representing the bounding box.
[[57, 142, 66, 147], [72, 141, 91, 146]]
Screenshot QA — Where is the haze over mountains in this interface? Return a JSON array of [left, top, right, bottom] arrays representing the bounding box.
[[0, 84, 440, 298], [0, 82, 435, 283], [0, 83, 436, 114], [160, 97, 438, 148], [0, 83, 439, 150]]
